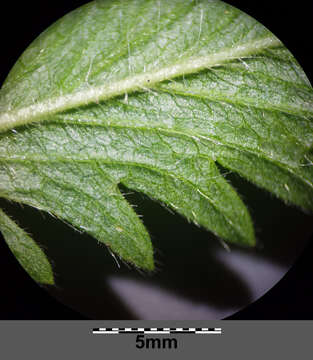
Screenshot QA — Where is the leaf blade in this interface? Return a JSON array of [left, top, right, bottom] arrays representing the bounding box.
[[0, 0, 312, 275]]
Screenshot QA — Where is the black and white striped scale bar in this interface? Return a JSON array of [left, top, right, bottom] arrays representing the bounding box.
[[92, 327, 222, 335]]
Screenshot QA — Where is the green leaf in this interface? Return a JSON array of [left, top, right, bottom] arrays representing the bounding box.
[[0, 0, 312, 277], [0, 209, 54, 284]]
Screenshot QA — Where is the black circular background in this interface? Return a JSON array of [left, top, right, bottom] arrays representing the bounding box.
[[0, 0, 312, 319]]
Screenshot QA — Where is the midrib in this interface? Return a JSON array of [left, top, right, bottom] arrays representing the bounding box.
[[0, 36, 281, 132]]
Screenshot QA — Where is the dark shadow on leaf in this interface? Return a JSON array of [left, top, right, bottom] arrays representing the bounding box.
[[0, 168, 312, 319], [0, 198, 137, 319], [0, 194, 253, 318], [120, 185, 254, 309]]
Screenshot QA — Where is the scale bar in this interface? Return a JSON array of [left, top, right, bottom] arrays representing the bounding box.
[[92, 327, 222, 335]]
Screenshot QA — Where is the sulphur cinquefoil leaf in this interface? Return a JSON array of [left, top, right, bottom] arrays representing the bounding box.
[[0, 0, 312, 279]]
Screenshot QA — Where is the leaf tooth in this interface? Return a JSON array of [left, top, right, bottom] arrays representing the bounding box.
[[0, 208, 54, 285]]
